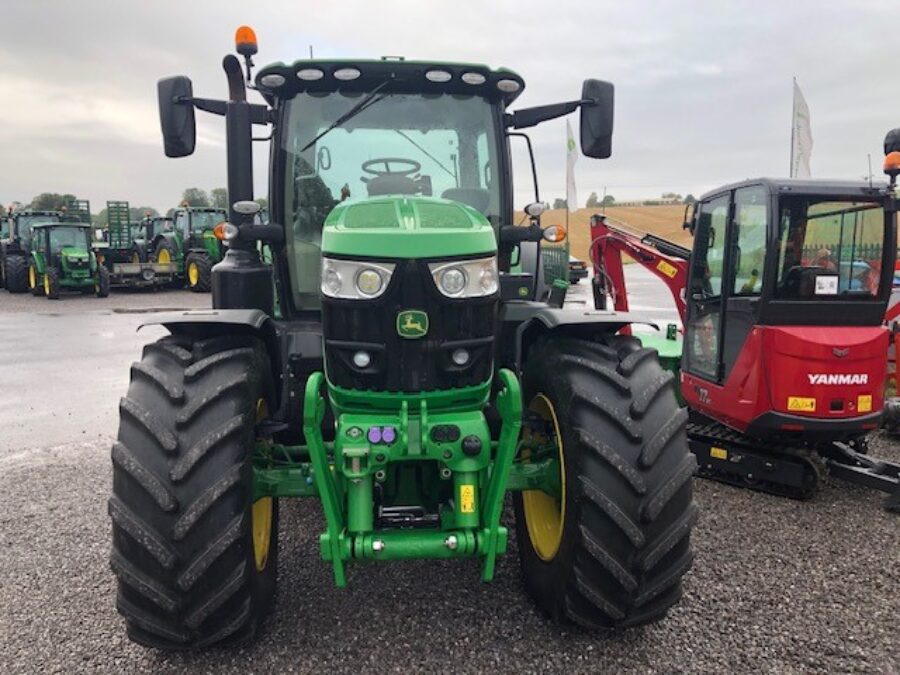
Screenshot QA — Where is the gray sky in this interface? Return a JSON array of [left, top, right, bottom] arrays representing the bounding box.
[[1, 0, 896, 213]]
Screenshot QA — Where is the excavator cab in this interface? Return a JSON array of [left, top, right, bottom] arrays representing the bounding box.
[[682, 179, 896, 439]]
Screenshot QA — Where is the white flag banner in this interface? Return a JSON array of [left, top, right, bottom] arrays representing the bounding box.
[[791, 80, 813, 178], [566, 119, 578, 211]]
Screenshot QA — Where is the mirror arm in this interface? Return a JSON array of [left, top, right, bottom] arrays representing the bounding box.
[[185, 97, 227, 116], [508, 98, 594, 129], [181, 98, 271, 125]]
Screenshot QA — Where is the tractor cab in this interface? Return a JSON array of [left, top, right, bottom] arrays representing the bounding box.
[[31, 222, 94, 272], [683, 178, 897, 437]]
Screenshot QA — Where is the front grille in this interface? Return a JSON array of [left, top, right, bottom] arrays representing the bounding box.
[[322, 259, 497, 392]]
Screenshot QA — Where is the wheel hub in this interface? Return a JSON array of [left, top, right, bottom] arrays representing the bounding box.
[[521, 394, 567, 561]]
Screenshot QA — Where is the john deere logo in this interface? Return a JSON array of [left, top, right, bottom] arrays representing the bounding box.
[[397, 310, 428, 339]]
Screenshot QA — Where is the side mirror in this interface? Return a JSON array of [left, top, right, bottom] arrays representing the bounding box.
[[157, 76, 196, 158], [580, 79, 614, 159]]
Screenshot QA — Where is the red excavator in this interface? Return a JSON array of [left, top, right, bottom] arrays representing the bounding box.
[[587, 129, 900, 510]]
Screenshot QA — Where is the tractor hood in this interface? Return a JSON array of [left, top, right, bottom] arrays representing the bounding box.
[[321, 196, 496, 260], [61, 246, 90, 261]]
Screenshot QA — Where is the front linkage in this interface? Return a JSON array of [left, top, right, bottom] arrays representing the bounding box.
[[253, 369, 523, 585]]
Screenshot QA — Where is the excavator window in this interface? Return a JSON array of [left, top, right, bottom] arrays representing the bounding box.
[[775, 198, 884, 299], [731, 186, 767, 296]]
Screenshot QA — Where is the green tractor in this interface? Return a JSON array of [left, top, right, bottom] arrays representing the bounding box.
[[109, 28, 696, 649], [28, 221, 110, 298], [1, 209, 63, 292], [149, 205, 226, 292]]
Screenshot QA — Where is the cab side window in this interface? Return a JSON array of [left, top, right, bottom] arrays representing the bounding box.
[[732, 187, 768, 296]]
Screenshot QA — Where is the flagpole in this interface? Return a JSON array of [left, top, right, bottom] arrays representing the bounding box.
[[789, 77, 796, 177]]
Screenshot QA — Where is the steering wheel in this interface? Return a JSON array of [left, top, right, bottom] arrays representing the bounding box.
[[362, 157, 421, 177]]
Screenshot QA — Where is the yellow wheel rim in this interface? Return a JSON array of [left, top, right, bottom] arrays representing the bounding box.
[[43, 274, 50, 295], [131, 252, 140, 263], [521, 394, 567, 562], [188, 261, 200, 286], [252, 398, 272, 572], [157, 248, 171, 264], [28, 266, 36, 288]]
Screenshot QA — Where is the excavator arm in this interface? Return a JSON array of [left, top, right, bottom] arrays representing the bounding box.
[[587, 213, 690, 322]]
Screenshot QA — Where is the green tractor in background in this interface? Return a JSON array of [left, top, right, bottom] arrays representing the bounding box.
[[149, 204, 226, 291], [1, 209, 63, 292], [28, 217, 110, 299], [109, 28, 696, 649]]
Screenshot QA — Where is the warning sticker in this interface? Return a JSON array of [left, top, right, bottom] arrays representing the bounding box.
[[788, 396, 816, 412], [858, 394, 873, 413], [460, 485, 476, 513], [657, 260, 678, 279], [710, 446, 728, 460], [815, 276, 838, 295]]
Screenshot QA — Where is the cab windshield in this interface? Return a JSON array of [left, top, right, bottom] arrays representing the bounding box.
[[48, 227, 88, 253], [282, 92, 501, 309], [775, 197, 887, 299], [189, 211, 224, 232]]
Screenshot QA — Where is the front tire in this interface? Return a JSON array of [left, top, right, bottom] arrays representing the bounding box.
[[110, 334, 278, 649], [514, 335, 697, 629], [44, 267, 60, 299], [185, 253, 212, 293]]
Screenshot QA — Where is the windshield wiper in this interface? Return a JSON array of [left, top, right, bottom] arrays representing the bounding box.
[[299, 78, 393, 153]]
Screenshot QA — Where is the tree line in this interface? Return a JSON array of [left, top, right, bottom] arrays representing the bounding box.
[[4, 188, 268, 225], [551, 192, 697, 210]]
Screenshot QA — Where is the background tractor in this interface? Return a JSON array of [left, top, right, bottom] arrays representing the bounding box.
[[1, 208, 63, 292], [28, 220, 109, 299], [109, 28, 697, 649], [588, 165, 900, 510], [148, 205, 226, 291]]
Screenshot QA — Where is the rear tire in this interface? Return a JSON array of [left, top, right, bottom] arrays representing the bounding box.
[[96, 265, 110, 297], [186, 253, 212, 293], [6, 255, 28, 293], [110, 334, 278, 649], [28, 260, 44, 296], [514, 335, 697, 629]]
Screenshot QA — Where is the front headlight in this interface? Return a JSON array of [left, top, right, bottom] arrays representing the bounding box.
[[429, 256, 499, 298], [321, 258, 395, 300]]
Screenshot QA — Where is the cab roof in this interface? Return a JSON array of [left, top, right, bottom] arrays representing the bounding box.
[[32, 222, 91, 229], [255, 58, 525, 106], [700, 177, 890, 202]]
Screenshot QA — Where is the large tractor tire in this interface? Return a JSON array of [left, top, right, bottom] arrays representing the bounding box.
[[110, 334, 278, 649], [5, 255, 29, 293], [96, 265, 111, 298], [28, 259, 44, 296], [44, 267, 61, 300], [185, 253, 212, 293], [514, 335, 697, 629]]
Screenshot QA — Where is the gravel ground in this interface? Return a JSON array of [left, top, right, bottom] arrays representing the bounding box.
[[0, 433, 897, 674]]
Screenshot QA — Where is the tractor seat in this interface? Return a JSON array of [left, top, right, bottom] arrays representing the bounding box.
[[365, 175, 420, 196], [442, 188, 491, 214]]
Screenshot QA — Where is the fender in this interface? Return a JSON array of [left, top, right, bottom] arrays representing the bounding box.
[[505, 302, 658, 370], [138, 309, 283, 415], [30, 251, 46, 274]]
